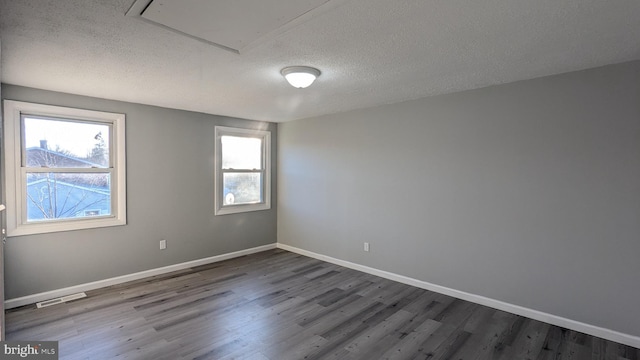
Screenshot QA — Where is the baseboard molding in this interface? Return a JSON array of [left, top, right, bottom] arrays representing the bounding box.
[[5, 243, 277, 309], [277, 243, 640, 349]]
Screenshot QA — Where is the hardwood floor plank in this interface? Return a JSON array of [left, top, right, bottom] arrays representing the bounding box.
[[496, 318, 550, 360], [378, 318, 442, 360], [343, 309, 415, 354], [5, 249, 638, 360], [319, 301, 387, 340]]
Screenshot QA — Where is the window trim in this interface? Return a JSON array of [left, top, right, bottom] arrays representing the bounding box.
[[214, 126, 271, 215], [3, 100, 127, 236]]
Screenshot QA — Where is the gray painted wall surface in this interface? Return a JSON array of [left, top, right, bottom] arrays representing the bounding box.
[[278, 61, 640, 337], [2, 84, 277, 299]]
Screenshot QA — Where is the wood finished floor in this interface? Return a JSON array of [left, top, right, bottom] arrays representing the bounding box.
[[5, 249, 639, 360]]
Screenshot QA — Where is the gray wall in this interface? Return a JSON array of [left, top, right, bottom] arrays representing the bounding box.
[[2, 84, 277, 299], [278, 61, 640, 337]]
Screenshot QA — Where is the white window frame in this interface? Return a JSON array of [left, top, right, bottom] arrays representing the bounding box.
[[3, 100, 127, 236], [214, 126, 271, 215]]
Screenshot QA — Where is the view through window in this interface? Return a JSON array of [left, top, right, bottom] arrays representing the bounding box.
[[23, 116, 112, 221], [221, 135, 263, 205]]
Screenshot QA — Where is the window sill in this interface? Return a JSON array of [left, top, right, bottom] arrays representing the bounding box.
[[214, 203, 271, 216], [8, 217, 126, 237]]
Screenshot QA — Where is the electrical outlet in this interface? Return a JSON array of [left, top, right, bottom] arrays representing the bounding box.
[[159, 239, 167, 250], [364, 242, 370, 252]]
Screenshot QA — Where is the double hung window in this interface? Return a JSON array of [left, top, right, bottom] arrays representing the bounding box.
[[3, 100, 126, 236], [214, 126, 271, 215]]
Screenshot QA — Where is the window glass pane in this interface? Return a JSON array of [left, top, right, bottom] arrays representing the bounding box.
[[221, 136, 261, 169], [223, 172, 262, 205], [26, 172, 111, 221], [24, 117, 110, 168]]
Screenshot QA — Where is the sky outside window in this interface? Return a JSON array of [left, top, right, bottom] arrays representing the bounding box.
[[23, 116, 110, 160]]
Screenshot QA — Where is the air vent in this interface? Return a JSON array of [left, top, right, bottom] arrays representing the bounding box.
[[36, 292, 87, 309]]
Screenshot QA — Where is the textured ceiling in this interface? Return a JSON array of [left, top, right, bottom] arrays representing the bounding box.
[[1, 0, 640, 122]]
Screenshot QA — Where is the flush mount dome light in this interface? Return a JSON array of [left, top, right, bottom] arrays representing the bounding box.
[[281, 66, 321, 88]]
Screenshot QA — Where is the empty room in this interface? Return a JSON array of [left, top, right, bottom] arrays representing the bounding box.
[[0, 0, 639, 359]]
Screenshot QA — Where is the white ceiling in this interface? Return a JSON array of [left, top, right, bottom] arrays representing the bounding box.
[[1, 0, 639, 123], [135, 0, 339, 53]]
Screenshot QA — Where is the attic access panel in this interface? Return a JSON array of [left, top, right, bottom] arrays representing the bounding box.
[[127, 0, 337, 54]]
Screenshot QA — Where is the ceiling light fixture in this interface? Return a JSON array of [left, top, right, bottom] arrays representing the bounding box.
[[281, 66, 321, 89]]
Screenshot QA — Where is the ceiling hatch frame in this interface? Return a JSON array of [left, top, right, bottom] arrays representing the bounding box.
[[125, 0, 350, 55]]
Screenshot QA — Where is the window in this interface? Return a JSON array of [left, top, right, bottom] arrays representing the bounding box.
[[215, 126, 271, 215], [3, 100, 126, 236]]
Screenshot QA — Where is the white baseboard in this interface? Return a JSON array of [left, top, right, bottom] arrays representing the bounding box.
[[276, 243, 640, 349], [5, 243, 277, 309]]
